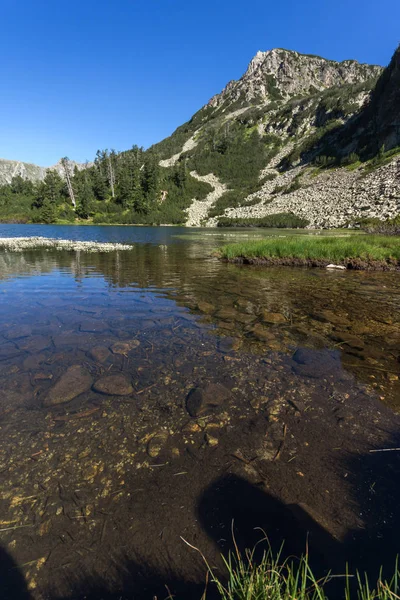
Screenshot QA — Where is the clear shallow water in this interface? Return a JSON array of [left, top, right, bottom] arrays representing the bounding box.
[[0, 225, 399, 598]]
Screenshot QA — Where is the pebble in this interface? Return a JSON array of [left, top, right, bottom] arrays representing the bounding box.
[[147, 432, 169, 458]]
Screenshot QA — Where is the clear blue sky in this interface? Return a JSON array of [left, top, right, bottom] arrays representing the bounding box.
[[0, 0, 398, 166]]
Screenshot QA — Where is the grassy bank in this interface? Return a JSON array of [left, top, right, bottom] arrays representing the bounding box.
[[219, 235, 400, 270]]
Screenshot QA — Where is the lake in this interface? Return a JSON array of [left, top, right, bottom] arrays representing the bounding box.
[[0, 224, 399, 599]]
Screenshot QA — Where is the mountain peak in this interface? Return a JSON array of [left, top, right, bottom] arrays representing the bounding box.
[[208, 48, 383, 109]]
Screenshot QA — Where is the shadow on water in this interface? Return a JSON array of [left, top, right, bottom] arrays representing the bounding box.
[[2, 437, 400, 600]]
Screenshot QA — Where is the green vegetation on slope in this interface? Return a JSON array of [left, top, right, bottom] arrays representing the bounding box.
[[219, 235, 400, 267], [217, 213, 309, 228], [187, 123, 281, 189]]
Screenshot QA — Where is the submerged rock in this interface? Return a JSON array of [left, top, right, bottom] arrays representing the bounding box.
[[292, 348, 341, 379], [80, 320, 108, 333], [43, 365, 93, 407], [0, 342, 24, 361], [252, 323, 276, 341], [4, 325, 32, 340], [93, 374, 134, 396], [197, 301, 215, 314], [261, 311, 286, 324], [218, 337, 242, 353], [110, 340, 140, 355], [88, 345, 111, 363], [18, 335, 51, 352], [186, 383, 232, 417]]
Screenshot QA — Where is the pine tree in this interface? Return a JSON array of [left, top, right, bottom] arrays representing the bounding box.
[[75, 168, 94, 219], [142, 149, 160, 206]]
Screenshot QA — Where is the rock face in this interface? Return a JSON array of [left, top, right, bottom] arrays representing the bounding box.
[[43, 365, 93, 407], [208, 48, 382, 108], [342, 45, 400, 157]]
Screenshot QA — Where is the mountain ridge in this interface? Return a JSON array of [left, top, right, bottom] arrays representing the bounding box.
[[0, 158, 89, 186]]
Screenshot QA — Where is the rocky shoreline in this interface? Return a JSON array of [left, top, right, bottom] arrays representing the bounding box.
[[0, 237, 133, 252]]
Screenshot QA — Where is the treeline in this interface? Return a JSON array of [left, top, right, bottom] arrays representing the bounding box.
[[0, 147, 212, 225]]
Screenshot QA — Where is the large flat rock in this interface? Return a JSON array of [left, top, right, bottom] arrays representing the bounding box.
[[43, 365, 93, 407]]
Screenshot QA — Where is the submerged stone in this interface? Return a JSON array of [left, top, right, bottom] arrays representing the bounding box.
[[4, 325, 32, 340], [147, 431, 169, 457], [0, 342, 24, 361], [218, 337, 242, 353], [43, 365, 93, 407], [110, 340, 140, 355], [89, 345, 111, 363], [18, 335, 51, 352], [186, 383, 232, 417], [197, 301, 215, 314], [292, 348, 341, 379], [93, 374, 134, 396], [80, 320, 108, 333], [261, 311, 286, 324]]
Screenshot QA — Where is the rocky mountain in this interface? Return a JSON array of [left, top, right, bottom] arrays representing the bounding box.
[[154, 46, 400, 227], [208, 48, 382, 108], [0, 158, 89, 185]]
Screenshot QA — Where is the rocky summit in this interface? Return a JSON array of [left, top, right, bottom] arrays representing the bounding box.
[[207, 48, 382, 108]]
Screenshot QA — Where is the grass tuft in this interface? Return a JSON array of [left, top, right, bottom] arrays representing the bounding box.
[[200, 541, 400, 600]]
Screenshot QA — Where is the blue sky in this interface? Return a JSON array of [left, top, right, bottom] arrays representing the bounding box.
[[0, 0, 398, 166]]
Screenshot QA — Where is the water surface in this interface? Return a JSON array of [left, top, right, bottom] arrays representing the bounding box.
[[0, 225, 399, 599]]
